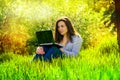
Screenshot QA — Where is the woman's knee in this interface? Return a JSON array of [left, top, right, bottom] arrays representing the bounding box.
[[50, 46, 58, 50]]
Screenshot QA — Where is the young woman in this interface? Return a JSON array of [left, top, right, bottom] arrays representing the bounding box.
[[33, 17, 83, 61]]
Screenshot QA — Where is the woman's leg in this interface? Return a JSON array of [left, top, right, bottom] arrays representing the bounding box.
[[32, 54, 43, 61], [43, 46, 62, 61]]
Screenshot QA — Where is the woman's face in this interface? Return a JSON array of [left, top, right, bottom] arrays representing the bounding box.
[[57, 21, 68, 36]]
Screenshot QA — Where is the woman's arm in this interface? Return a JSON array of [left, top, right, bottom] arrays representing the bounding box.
[[63, 36, 83, 57]]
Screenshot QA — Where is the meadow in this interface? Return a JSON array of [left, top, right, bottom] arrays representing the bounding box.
[[0, 35, 120, 80]]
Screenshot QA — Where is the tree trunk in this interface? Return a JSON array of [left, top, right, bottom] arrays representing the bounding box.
[[113, 0, 120, 48]]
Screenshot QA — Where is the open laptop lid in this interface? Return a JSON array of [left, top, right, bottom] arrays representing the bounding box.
[[36, 30, 55, 44]]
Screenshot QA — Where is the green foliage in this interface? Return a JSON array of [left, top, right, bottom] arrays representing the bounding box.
[[0, 53, 13, 63], [97, 35, 119, 54], [0, 38, 120, 80], [0, 0, 116, 53]]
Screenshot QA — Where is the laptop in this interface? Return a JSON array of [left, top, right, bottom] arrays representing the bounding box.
[[36, 30, 63, 48]]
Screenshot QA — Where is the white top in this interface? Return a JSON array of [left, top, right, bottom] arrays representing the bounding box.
[[63, 35, 83, 57]]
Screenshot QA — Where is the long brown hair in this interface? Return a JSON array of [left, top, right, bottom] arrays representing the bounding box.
[[55, 17, 77, 43]]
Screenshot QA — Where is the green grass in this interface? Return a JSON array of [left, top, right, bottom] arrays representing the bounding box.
[[0, 50, 120, 80], [0, 36, 120, 80]]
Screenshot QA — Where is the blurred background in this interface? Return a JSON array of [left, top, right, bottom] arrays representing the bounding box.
[[0, 0, 116, 55]]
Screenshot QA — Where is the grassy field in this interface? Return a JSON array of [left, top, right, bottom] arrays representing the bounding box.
[[0, 36, 120, 80]]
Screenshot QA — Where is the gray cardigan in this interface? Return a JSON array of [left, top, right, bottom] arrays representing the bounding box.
[[63, 35, 83, 57]]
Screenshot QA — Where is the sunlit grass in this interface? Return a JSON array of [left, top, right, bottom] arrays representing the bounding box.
[[0, 35, 120, 80], [0, 50, 120, 80]]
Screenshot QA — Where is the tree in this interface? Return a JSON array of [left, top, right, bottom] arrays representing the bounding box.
[[113, 0, 120, 48]]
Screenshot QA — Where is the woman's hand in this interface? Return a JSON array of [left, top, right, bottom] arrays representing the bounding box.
[[36, 46, 45, 54], [59, 48, 64, 52]]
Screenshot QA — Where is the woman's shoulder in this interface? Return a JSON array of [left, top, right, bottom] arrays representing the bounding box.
[[72, 35, 83, 42]]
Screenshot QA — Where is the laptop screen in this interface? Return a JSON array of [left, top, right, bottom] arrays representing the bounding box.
[[36, 30, 55, 44]]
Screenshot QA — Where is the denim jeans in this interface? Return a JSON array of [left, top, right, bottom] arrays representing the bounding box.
[[33, 45, 63, 61]]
